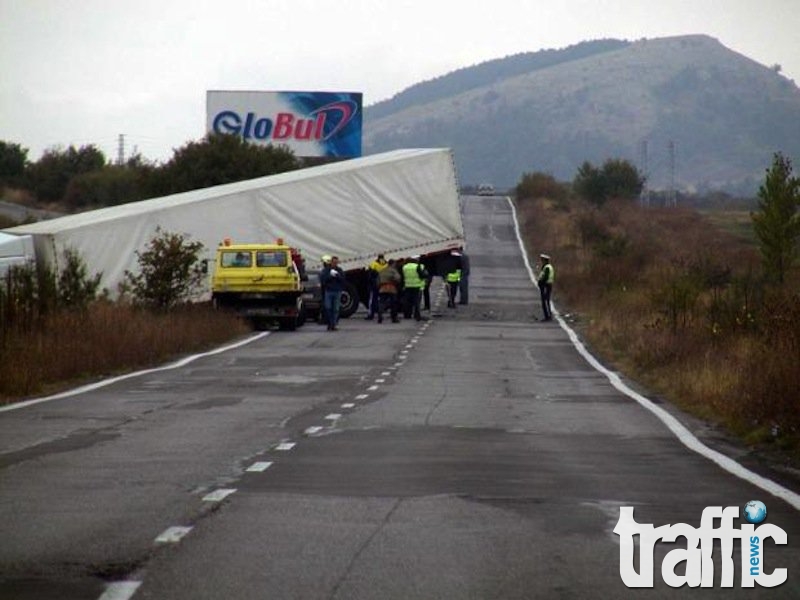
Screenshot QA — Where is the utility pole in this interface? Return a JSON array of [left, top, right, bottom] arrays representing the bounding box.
[[639, 139, 650, 207], [117, 134, 125, 166], [668, 140, 676, 207]]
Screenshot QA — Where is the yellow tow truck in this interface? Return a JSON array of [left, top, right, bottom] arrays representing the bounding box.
[[211, 239, 306, 330]]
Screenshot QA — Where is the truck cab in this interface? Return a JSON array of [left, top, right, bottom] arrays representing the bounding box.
[[211, 241, 305, 330]]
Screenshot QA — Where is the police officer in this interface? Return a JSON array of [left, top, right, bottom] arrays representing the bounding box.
[[446, 265, 461, 308], [537, 253, 555, 321], [457, 248, 470, 305]]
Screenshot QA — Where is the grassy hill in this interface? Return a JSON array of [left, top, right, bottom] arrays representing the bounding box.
[[364, 35, 800, 194]]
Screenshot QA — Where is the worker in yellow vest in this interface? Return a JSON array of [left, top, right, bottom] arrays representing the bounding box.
[[365, 254, 388, 320], [401, 255, 428, 321], [446, 267, 461, 308]]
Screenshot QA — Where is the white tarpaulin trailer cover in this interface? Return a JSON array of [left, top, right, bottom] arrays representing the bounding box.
[[2, 148, 464, 296]]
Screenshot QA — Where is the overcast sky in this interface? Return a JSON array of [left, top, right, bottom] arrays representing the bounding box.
[[1, 0, 798, 164]]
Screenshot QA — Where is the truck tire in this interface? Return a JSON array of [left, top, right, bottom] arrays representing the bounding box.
[[339, 282, 359, 318]]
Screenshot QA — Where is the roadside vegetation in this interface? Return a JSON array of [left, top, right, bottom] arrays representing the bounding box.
[[515, 154, 800, 465], [0, 231, 250, 402], [0, 134, 304, 404]]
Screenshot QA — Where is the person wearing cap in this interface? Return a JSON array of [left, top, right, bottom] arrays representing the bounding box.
[[457, 248, 470, 305], [445, 263, 462, 308], [401, 255, 428, 321], [537, 253, 555, 321], [365, 253, 388, 320]]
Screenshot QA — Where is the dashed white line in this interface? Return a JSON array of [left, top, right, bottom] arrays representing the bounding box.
[[355, 394, 369, 400], [155, 526, 193, 544], [341, 403, 356, 409], [381, 371, 391, 376], [98, 581, 142, 600], [325, 413, 342, 421], [367, 385, 379, 391], [246, 461, 273, 472], [374, 378, 386, 383], [202, 488, 237, 502], [304, 426, 324, 435], [275, 442, 296, 451]]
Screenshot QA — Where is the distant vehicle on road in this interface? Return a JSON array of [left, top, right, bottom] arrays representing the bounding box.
[[477, 183, 495, 196]]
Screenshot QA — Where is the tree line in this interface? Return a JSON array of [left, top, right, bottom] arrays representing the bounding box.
[[0, 134, 302, 210]]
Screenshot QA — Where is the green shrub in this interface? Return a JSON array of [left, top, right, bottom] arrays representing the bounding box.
[[122, 228, 206, 310]]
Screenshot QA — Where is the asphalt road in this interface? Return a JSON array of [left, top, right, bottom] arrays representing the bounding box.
[[1, 195, 799, 599]]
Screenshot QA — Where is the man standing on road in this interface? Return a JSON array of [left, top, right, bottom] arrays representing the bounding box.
[[457, 248, 470, 305], [446, 264, 462, 308], [365, 253, 388, 320], [320, 255, 346, 330], [402, 255, 427, 321], [537, 253, 554, 321], [377, 259, 402, 323]]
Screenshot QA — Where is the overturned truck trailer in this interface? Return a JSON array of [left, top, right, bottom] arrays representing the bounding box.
[[3, 148, 465, 312]]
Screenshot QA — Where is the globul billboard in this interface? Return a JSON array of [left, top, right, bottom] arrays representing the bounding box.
[[207, 90, 362, 158]]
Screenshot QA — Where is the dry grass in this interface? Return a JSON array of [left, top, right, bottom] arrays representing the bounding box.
[[517, 194, 800, 463], [0, 302, 250, 402]]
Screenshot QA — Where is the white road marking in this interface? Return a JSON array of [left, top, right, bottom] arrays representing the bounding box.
[[341, 403, 356, 409], [367, 385, 379, 391], [1, 332, 270, 413], [324, 413, 342, 421], [155, 526, 193, 544], [246, 461, 273, 472], [355, 394, 369, 400], [381, 371, 391, 376], [506, 196, 800, 512], [304, 426, 324, 435], [275, 442, 296, 451], [374, 378, 386, 383], [202, 488, 237, 502], [98, 581, 142, 600]]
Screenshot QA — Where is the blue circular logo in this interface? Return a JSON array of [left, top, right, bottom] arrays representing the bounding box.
[[743, 500, 767, 524]]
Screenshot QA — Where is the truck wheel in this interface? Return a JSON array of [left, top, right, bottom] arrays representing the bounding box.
[[339, 282, 359, 318]]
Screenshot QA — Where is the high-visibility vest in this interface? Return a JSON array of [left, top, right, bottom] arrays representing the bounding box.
[[402, 262, 424, 288], [540, 263, 555, 284], [446, 269, 461, 283], [369, 259, 388, 272]]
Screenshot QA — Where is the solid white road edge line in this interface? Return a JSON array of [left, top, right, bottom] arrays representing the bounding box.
[[0, 332, 271, 413], [505, 196, 800, 512]]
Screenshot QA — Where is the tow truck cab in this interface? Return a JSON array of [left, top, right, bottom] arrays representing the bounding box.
[[210, 240, 306, 330]]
